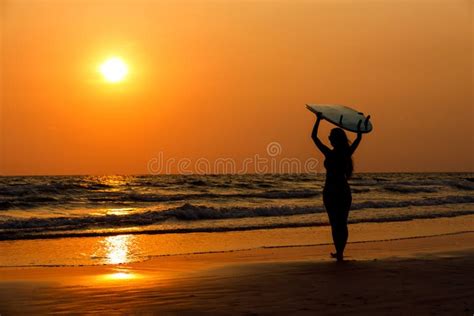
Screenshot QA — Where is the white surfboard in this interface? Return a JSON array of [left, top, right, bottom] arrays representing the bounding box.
[[306, 104, 373, 133]]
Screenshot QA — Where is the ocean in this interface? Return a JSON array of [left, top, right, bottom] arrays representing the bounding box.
[[1, 173, 473, 242]]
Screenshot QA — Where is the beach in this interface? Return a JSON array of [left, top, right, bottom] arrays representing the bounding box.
[[1, 225, 473, 314]]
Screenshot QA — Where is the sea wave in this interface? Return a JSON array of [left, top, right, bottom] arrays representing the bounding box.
[[0, 204, 324, 231], [382, 185, 440, 193], [2, 174, 473, 212], [123, 189, 321, 202], [1, 210, 473, 241], [381, 179, 474, 191], [1, 194, 473, 239], [0, 189, 321, 210], [350, 176, 474, 191]]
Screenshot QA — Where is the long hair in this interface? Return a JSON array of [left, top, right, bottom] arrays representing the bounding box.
[[329, 128, 354, 179]]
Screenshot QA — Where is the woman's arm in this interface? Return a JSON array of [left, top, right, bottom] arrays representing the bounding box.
[[311, 114, 331, 156], [349, 120, 363, 155]]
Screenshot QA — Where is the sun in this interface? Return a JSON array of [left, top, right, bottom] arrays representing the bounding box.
[[99, 57, 128, 83]]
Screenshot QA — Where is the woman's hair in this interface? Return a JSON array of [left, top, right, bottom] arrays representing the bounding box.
[[329, 128, 354, 178]]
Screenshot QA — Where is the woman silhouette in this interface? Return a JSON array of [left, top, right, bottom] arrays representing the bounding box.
[[312, 112, 362, 261]]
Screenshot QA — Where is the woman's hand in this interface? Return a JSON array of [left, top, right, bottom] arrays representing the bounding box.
[[315, 111, 323, 121]]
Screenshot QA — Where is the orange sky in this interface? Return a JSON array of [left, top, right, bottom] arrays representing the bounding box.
[[1, 0, 473, 175]]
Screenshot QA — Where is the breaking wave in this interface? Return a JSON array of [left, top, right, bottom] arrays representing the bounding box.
[[1, 194, 473, 240]]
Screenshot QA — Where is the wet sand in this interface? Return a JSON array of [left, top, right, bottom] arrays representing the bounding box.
[[1, 232, 473, 315]]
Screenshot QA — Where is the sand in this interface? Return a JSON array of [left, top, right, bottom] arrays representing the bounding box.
[[1, 232, 473, 315]]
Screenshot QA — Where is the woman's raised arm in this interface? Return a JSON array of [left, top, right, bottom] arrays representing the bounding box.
[[311, 114, 331, 156], [349, 120, 363, 155]]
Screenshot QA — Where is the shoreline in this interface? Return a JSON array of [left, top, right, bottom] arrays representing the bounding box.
[[3, 212, 474, 241], [0, 230, 472, 269], [2, 214, 473, 267]]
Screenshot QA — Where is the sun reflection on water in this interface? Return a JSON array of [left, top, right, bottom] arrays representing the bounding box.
[[93, 235, 145, 284], [100, 270, 143, 282], [103, 234, 136, 264], [106, 208, 134, 216]]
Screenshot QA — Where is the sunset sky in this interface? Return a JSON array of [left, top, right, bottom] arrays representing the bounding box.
[[1, 0, 472, 175]]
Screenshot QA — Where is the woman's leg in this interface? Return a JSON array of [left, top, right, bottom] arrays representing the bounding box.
[[328, 207, 350, 260], [335, 196, 351, 258], [324, 192, 350, 261], [326, 208, 343, 259], [334, 214, 348, 256]]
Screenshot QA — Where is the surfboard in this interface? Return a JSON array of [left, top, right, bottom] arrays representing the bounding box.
[[306, 104, 373, 133]]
